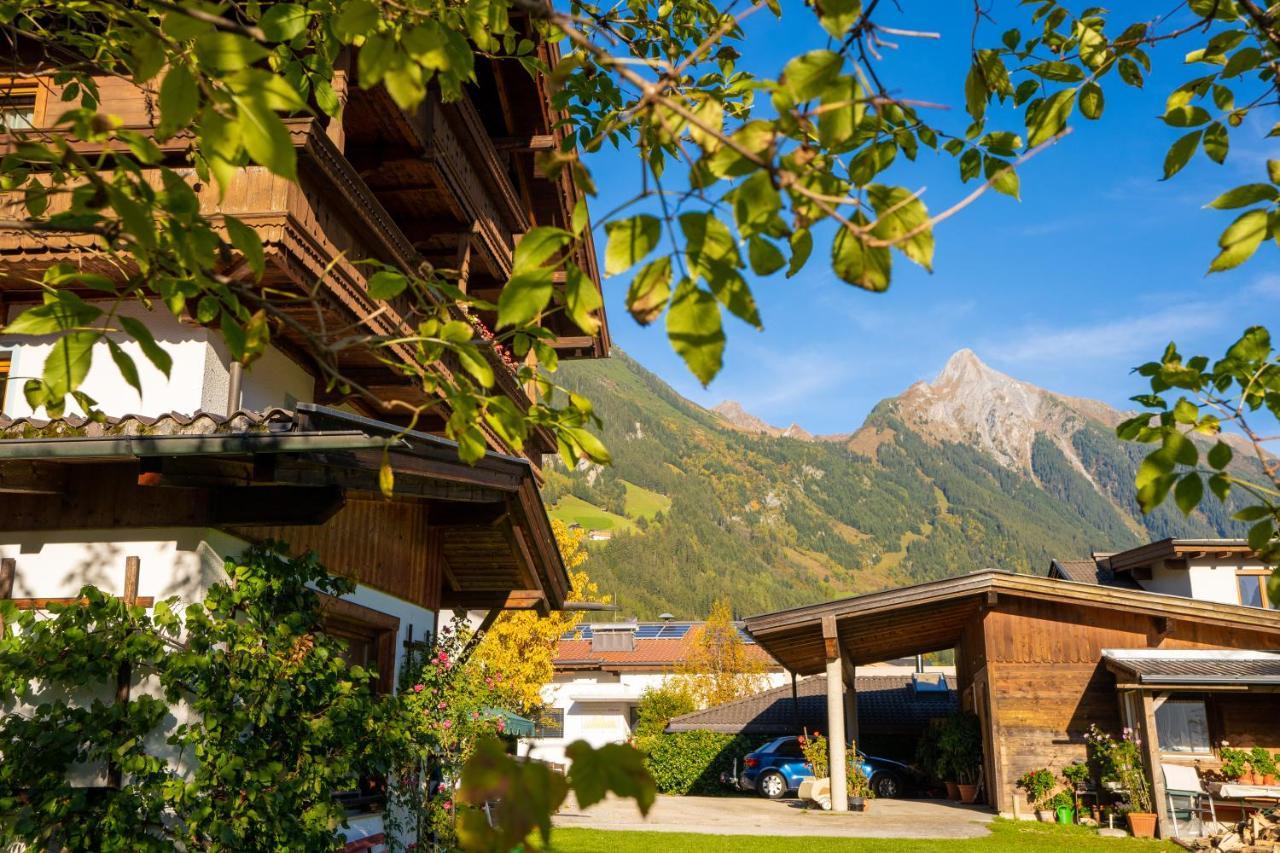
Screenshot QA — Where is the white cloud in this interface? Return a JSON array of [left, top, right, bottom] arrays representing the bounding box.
[[1246, 272, 1280, 299]]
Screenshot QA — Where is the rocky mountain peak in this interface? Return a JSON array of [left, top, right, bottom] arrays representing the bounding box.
[[713, 401, 818, 442]]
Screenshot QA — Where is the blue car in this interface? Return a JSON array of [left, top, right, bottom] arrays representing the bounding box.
[[730, 736, 914, 800]]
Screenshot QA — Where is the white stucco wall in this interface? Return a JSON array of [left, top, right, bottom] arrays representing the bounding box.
[[524, 669, 791, 768], [1133, 557, 1273, 606], [0, 302, 313, 419], [1138, 560, 1195, 598]]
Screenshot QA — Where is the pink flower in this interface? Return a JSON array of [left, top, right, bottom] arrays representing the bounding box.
[[443, 800, 453, 811], [437, 651, 450, 665], [442, 719, 452, 729], [437, 782, 447, 793], [496, 719, 506, 733], [438, 701, 447, 710], [413, 684, 424, 693]]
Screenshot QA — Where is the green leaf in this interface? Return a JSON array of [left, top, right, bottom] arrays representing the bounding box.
[[704, 267, 760, 328], [1248, 519, 1274, 552], [1206, 184, 1278, 209], [106, 338, 142, 397], [1027, 88, 1075, 147], [1028, 61, 1085, 83], [565, 427, 610, 464], [224, 215, 264, 279], [334, 0, 379, 40], [4, 296, 101, 335], [604, 215, 661, 277], [666, 281, 724, 386], [787, 229, 813, 278], [732, 171, 781, 235], [236, 95, 297, 180], [1208, 209, 1268, 272], [119, 316, 173, 377], [781, 50, 842, 102], [456, 345, 494, 388], [1270, 159, 1280, 185], [157, 64, 199, 139], [42, 331, 97, 399], [1202, 122, 1228, 164], [1234, 505, 1273, 522], [1208, 441, 1233, 470], [679, 211, 741, 274], [514, 226, 572, 273], [1222, 46, 1261, 79], [566, 741, 656, 815], [964, 63, 987, 122], [564, 262, 602, 335], [867, 184, 933, 271], [194, 32, 269, 71], [748, 236, 785, 276], [497, 269, 553, 328], [1162, 130, 1202, 180], [1164, 105, 1211, 128], [367, 270, 408, 300], [626, 257, 672, 326], [259, 4, 310, 41], [985, 157, 1019, 200], [1079, 82, 1104, 120], [832, 217, 891, 291], [1174, 473, 1203, 515], [815, 0, 862, 37], [818, 76, 862, 151]]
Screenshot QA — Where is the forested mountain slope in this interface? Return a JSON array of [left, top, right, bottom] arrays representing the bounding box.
[[544, 350, 1251, 618]]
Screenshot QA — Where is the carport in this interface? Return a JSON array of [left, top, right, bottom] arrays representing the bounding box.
[[743, 570, 1280, 830]]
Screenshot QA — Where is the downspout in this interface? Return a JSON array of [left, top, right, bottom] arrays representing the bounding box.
[[227, 361, 243, 415]]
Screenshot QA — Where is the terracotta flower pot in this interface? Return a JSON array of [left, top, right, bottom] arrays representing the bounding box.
[[1127, 812, 1157, 838], [1243, 771, 1261, 785], [945, 781, 960, 800], [958, 783, 979, 804], [1265, 774, 1278, 786]]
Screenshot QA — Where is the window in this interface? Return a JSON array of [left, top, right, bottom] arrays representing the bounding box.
[[0, 351, 10, 412], [316, 593, 400, 695], [1155, 698, 1211, 754], [534, 708, 564, 739], [628, 704, 640, 732], [0, 81, 37, 130], [772, 738, 805, 757], [1238, 571, 1271, 609]]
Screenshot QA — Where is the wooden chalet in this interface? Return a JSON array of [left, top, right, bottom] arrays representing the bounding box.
[[0, 27, 606, 626], [744, 571, 1280, 836]]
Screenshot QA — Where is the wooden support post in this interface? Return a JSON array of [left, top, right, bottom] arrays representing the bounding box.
[[822, 614, 848, 812], [791, 671, 800, 730], [1136, 690, 1170, 838], [0, 557, 13, 635], [108, 556, 140, 789], [843, 662, 858, 748]]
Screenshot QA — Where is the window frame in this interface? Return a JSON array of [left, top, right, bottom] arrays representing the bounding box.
[[0, 78, 46, 130], [1237, 569, 1272, 609], [1154, 696, 1213, 757], [534, 707, 565, 739], [0, 350, 10, 413], [316, 592, 400, 696]]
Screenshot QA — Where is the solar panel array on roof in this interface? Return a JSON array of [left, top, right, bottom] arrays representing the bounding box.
[[559, 622, 757, 643]]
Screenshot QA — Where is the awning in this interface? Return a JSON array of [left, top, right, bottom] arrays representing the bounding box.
[[484, 708, 535, 737], [1103, 649, 1280, 690]]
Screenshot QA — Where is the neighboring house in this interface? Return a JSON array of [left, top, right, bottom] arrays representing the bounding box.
[[0, 31, 605, 849], [523, 621, 788, 767], [1050, 538, 1274, 608], [744, 570, 1280, 837], [665, 669, 958, 762]]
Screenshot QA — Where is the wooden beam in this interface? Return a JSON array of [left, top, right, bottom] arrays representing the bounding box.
[[549, 336, 597, 351], [492, 135, 556, 151], [822, 614, 839, 662], [1135, 690, 1170, 838], [10, 596, 156, 610], [0, 461, 67, 494], [441, 589, 546, 610]]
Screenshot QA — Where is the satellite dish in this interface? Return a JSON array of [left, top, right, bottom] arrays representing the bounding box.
[[658, 612, 675, 622]]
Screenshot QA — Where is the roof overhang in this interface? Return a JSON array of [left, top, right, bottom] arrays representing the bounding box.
[[1103, 649, 1280, 691], [1107, 538, 1256, 573], [0, 402, 569, 612], [744, 571, 1280, 676]]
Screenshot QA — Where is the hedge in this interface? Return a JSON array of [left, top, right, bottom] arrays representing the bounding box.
[[637, 731, 771, 795]]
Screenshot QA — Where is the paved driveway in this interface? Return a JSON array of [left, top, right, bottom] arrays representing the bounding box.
[[554, 794, 994, 838]]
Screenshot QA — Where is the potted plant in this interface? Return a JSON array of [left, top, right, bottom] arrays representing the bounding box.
[[1062, 762, 1090, 820], [1220, 746, 1248, 782], [1017, 767, 1056, 821], [941, 712, 984, 804], [797, 730, 830, 806], [1050, 790, 1076, 825], [1086, 725, 1155, 838], [1249, 747, 1277, 786], [848, 747, 876, 812]]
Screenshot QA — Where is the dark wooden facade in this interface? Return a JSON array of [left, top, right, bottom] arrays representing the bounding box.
[[745, 572, 1280, 827]]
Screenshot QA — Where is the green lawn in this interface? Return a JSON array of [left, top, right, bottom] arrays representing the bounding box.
[[621, 480, 671, 520], [549, 494, 634, 533], [548, 819, 1176, 853]]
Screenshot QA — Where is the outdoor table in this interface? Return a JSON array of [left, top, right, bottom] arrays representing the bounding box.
[[1208, 782, 1280, 814]]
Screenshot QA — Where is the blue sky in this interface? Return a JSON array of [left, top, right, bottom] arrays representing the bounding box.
[[579, 2, 1279, 435]]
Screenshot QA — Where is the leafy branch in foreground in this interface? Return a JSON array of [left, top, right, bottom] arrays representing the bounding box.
[[1121, 327, 1280, 603]]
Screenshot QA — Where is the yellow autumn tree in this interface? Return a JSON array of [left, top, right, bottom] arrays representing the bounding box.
[[473, 519, 608, 714], [673, 598, 768, 709]]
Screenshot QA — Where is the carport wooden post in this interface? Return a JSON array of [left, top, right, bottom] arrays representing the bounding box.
[[822, 615, 848, 811], [1135, 690, 1171, 839], [843, 660, 858, 747]]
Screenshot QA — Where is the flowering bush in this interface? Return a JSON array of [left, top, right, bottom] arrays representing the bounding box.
[[1017, 767, 1056, 808], [1085, 725, 1151, 814], [798, 730, 828, 778]]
